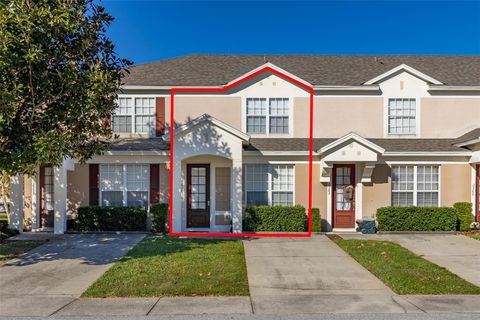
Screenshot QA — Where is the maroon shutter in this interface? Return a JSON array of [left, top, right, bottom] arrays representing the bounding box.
[[150, 164, 160, 206], [89, 164, 99, 206], [156, 97, 165, 136]]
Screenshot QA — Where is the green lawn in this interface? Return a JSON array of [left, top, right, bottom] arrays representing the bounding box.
[[0, 241, 45, 266], [82, 236, 249, 297], [334, 239, 480, 295]]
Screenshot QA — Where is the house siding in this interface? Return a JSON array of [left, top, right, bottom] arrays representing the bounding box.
[[159, 163, 170, 203], [23, 175, 33, 224], [293, 97, 386, 138], [440, 164, 472, 207], [67, 163, 89, 217], [421, 98, 480, 138], [294, 164, 329, 230], [362, 164, 392, 219], [165, 96, 242, 130]]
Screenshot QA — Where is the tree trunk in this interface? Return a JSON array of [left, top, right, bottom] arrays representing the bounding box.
[[0, 171, 11, 225]]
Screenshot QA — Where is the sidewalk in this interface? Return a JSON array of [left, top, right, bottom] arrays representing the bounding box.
[[2, 295, 480, 317]]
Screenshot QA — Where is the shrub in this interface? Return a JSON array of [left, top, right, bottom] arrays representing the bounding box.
[[244, 205, 307, 232], [0, 214, 19, 240], [76, 206, 147, 231], [376, 206, 457, 231], [151, 203, 169, 233], [453, 202, 474, 231], [311, 208, 321, 232]]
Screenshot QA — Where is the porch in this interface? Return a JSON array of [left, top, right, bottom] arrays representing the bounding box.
[[8, 159, 74, 234]]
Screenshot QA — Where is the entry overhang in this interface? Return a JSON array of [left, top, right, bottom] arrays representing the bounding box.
[[319, 133, 385, 183]]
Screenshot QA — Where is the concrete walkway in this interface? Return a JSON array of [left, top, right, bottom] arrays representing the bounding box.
[[243, 235, 413, 314], [340, 233, 480, 287], [0, 233, 145, 317]]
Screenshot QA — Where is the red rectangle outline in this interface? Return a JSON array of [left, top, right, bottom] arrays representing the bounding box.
[[169, 66, 314, 237]]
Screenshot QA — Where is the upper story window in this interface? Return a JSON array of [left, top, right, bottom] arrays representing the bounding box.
[[246, 98, 289, 134], [113, 97, 155, 134], [387, 98, 416, 135], [391, 165, 439, 207]]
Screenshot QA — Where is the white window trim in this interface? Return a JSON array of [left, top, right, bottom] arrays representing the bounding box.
[[99, 164, 150, 208], [384, 97, 421, 138], [391, 165, 441, 207], [114, 95, 157, 135], [242, 97, 294, 137], [244, 164, 296, 206]]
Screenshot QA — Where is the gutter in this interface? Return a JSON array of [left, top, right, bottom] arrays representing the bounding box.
[[428, 85, 480, 92]]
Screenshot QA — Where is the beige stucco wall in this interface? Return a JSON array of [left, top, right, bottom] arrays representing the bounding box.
[[165, 96, 242, 130], [421, 98, 480, 138], [23, 175, 32, 224], [159, 163, 170, 203], [440, 164, 472, 207], [362, 164, 391, 219], [295, 97, 384, 138], [67, 164, 89, 217], [295, 164, 328, 229]]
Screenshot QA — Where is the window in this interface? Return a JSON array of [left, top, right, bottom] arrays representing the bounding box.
[[388, 98, 416, 135], [246, 98, 267, 133], [100, 164, 149, 208], [246, 98, 289, 134], [245, 164, 294, 206], [113, 97, 156, 134], [392, 165, 439, 207]]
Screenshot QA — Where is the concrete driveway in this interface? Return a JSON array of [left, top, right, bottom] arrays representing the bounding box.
[[342, 233, 480, 287], [0, 233, 145, 317], [243, 235, 417, 314]]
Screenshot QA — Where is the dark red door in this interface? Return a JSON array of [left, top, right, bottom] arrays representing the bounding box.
[[333, 164, 356, 228], [187, 164, 210, 228], [39, 165, 54, 228], [476, 165, 480, 222]]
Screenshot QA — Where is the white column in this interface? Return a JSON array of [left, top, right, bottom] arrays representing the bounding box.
[[31, 170, 39, 230], [231, 159, 243, 233], [53, 166, 67, 234], [9, 175, 24, 232], [172, 160, 182, 232]]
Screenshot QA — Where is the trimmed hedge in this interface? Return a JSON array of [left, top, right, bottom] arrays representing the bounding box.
[[376, 206, 457, 231], [244, 205, 307, 232], [151, 203, 169, 233], [76, 206, 147, 231], [0, 214, 19, 240], [311, 208, 321, 232], [454, 202, 474, 231]]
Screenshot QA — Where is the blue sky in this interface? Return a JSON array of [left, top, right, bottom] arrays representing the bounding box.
[[101, 0, 480, 65]]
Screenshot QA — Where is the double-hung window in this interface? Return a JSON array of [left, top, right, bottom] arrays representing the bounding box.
[[113, 97, 156, 134], [391, 165, 439, 207], [245, 164, 294, 206], [388, 98, 416, 135], [100, 164, 149, 208], [246, 98, 289, 134]]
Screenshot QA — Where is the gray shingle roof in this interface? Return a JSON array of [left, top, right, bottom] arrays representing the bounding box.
[[452, 128, 480, 145], [245, 138, 468, 153], [124, 55, 480, 86], [108, 138, 169, 152], [107, 132, 479, 153]]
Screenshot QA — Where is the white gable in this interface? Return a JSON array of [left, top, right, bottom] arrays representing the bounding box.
[[232, 72, 310, 98], [379, 71, 431, 98], [322, 141, 380, 163]]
